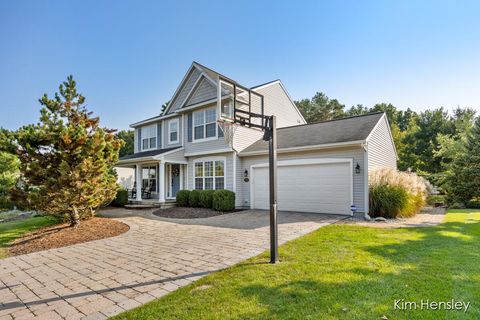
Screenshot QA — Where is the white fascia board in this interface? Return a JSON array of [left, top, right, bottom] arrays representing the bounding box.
[[184, 148, 233, 157], [130, 113, 178, 128], [239, 140, 366, 157]]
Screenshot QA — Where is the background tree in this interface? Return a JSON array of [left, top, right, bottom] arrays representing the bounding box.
[[160, 100, 170, 115], [10, 76, 123, 227], [444, 116, 480, 205], [0, 152, 19, 209], [117, 130, 134, 157], [295, 92, 346, 122]]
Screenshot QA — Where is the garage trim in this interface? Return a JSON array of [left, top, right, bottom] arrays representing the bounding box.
[[250, 158, 354, 215]]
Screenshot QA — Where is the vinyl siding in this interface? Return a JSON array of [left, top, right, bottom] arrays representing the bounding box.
[[164, 117, 183, 148], [162, 148, 186, 163], [185, 77, 216, 106], [238, 146, 366, 212], [186, 152, 234, 191], [232, 126, 264, 153], [134, 128, 140, 153], [367, 116, 397, 170], [167, 68, 202, 114], [253, 82, 306, 128]]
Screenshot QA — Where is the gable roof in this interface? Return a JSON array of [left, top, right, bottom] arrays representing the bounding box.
[[240, 112, 385, 155]]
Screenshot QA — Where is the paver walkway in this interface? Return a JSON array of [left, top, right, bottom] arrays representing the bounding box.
[[0, 209, 343, 319]]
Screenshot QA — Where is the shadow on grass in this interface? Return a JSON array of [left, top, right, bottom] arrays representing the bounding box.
[[236, 215, 480, 319]]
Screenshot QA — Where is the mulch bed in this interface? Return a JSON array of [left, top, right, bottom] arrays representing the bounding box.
[[153, 207, 238, 219], [8, 217, 129, 256]]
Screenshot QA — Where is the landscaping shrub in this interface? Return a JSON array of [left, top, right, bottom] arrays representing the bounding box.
[[176, 190, 190, 207], [111, 188, 128, 207], [369, 184, 408, 219], [189, 190, 202, 207], [369, 168, 429, 218], [213, 190, 235, 212], [200, 190, 215, 209]]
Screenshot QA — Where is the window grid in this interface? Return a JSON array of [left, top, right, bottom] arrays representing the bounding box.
[[193, 107, 217, 140], [141, 125, 157, 150], [194, 160, 225, 190], [168, 119, 179, 144]]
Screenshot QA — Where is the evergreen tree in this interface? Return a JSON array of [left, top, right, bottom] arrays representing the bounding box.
[[445, 116, 480, 205], [11, 76, 123, 227], [117, 130, 134, 157]]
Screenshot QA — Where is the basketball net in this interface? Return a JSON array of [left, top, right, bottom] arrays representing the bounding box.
[[217, 119, 238, 145]]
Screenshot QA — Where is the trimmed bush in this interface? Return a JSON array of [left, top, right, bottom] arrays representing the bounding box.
[[111, 188, 128, 207], [369, 168, 429, 218], [200, 190, 215, 209], [213, 190, 235, 212], [176, 190, 190, 207], [189, 190, 202, 207]]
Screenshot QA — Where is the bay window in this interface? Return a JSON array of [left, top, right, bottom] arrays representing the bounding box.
[[194, 160, 225, 190], [193, 107, 217, 140]]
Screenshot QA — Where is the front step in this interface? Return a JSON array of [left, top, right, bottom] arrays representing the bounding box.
[[125, 200, 176, 210]]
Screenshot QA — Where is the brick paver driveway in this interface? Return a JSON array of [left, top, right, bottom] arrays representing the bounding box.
[[0, 209, 344, 319]]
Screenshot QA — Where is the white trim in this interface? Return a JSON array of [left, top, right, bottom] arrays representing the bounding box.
[[192, 62, 220, 87], [252, 80, 306, 124], [181, 113, 185, 147], [232, 152, 237, 193], [176, 98, 218, 112], [184, 148, 233, 157], [140, 124, 158, 152], [130, 113, 178, 128], [167, 118, 179, 144], [193, 157, 227, 191], [178, 74, 205, 109], [249, 158, 354, 216], [239, 140, 365, 156]]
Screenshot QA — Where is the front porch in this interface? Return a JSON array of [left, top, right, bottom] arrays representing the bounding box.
[[117, 160, 187, 204]]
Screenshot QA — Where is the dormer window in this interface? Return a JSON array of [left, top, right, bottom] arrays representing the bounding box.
[[168, 119, 179, 144], [141, 124, 157, 150], [193, 107, 217, 141]]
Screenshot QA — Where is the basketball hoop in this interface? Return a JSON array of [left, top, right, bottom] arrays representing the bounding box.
[[217, 119, 238, 145]]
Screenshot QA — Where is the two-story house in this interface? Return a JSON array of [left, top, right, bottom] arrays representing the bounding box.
[[117, 62, 397, 217]]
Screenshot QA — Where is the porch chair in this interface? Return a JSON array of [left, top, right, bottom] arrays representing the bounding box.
[[129, 182, 137, 199], [142, 183, 153, 199]]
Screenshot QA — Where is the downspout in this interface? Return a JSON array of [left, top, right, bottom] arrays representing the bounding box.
[[362, 142, 372, 221]]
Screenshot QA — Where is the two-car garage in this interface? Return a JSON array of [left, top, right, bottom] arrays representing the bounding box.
[[250, 159, 353, 215]]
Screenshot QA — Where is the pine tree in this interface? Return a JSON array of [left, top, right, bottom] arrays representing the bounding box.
[[11, 76, 123, 227], [446, 116, 480, 205]]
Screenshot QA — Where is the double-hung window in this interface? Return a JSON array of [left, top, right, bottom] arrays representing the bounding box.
[[168, 119, 179, 144], [193, 107, 217, 141], [141, 124, 157, 150], [194, 160, 225, 190]]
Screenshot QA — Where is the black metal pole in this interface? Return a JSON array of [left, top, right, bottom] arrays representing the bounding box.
[[269, 115, 278, 264]]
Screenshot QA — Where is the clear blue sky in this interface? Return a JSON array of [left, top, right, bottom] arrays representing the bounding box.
[[1, 0, 479, 131]]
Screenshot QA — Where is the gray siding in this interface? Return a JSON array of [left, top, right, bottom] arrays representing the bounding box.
[[367, 116, 397, 170], [238, 146, 367, 212], [232, 125, 264, 153], [163, 117, 183, 148], [163, 148, 186, 163], [167, 68, 202, 113], [134, 128, 140, 153], [253, 82, 306, 128], [186, 152, 234, 191], [157, 123, 162, 149], [186, 77, 216, 106]]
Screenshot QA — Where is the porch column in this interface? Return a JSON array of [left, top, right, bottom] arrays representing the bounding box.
[[135, 164, 142, 201], [179, 164, 184, 190], [159, 161, 166, 202]]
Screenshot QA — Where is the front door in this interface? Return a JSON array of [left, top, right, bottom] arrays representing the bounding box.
[[170, 164, 181, 198]]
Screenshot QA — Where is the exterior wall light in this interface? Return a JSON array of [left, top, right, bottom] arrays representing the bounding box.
[[244, 169, 249, 182], [355, 163, 361, 174]]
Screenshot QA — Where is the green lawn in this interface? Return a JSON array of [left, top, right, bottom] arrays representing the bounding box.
[[0, 216, 58, 258], [114, 209, 480, 320]]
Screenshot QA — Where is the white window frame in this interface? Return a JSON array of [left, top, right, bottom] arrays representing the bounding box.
[[193, 107, 217, 142], [141, 124, 157, 151], [194, 158, 226, 190], [168, 118, 179, 144]]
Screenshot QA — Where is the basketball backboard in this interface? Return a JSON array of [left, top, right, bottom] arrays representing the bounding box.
[[217, 77, 265, 130]]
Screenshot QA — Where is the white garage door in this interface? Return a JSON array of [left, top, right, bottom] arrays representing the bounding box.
[[251, 160, 352, 215]]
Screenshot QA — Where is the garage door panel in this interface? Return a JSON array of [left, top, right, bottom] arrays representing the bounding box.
[[252, 161, 351, 215]]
